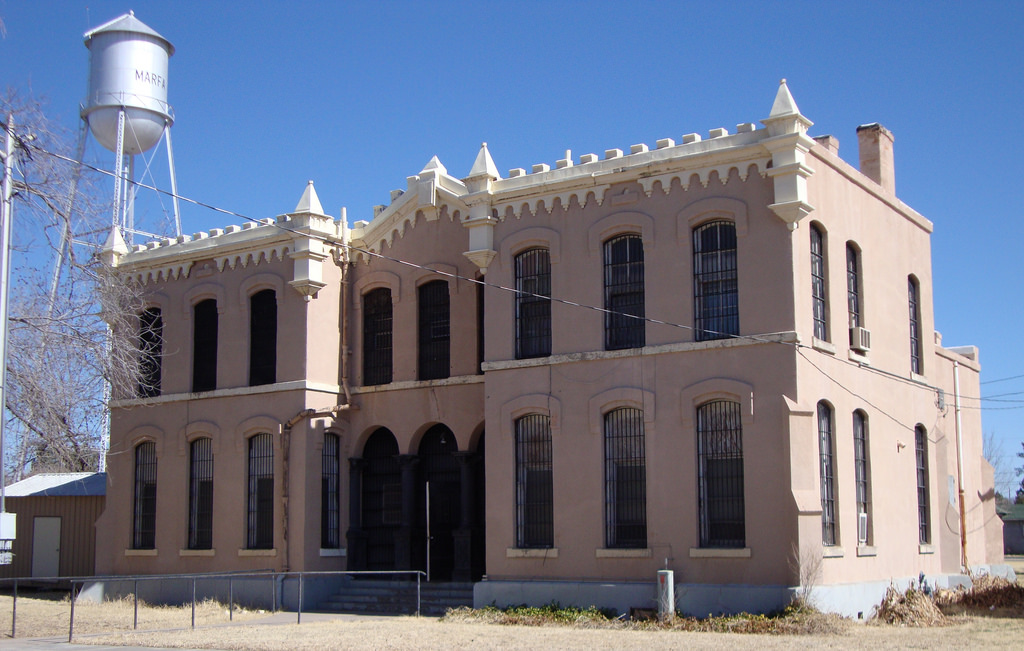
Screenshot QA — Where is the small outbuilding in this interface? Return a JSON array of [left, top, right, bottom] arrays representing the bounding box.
[[999, 504, 1024, 555], [0, 473, 106, 579]]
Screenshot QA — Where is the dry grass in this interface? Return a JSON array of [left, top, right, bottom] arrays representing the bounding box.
[[0, 591, 261, 639], [935, 574, 1024, 615], [870, 584, 950, 627], [0, 585, 1020, 650], [443, 601, 848, 636]]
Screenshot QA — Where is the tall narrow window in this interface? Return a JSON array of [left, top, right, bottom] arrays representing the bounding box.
[[249, 289, 277, 386], [192, 299, 218, 392], [811, 225, 828, 341], [604, 235, 645, 350], [247, 433, 274, 549], [515, 248, 551, 359], [846, 244, 861, 330], [515, 414, 553, 548], [817, 401, 837, 545], [697, 400, 745, 548], [322, 433, 340, 549], [138, 307, 162, 398], [916, 425, 930, 544], [363, 288, 393, 385], [188, 437, 214, 550], [418, 280, 450, 380], [132, 441, 157, 549], [693, 221, 739, 341], [909, 276, 922, 374], [853, 411, 871, 545], [604, 408, 646, 548]]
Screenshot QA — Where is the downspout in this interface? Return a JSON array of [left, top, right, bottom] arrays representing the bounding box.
[[280, 228, 356, 573], [280, 404, 354, 573], [332, 243, 353, 406], [953, 360, 968, 572]]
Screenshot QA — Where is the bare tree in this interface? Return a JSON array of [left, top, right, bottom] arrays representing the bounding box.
[[2, 90, 151, 479], [983, 430, 1016, 503]]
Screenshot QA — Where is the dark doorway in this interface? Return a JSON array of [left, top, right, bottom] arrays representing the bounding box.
[[362, 428, 400, 571], [417, 425, 459, 581]]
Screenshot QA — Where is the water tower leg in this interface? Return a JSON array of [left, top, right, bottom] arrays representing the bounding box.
[[111, 108, 126, 233], [165, 124, 181, 237], [126, 156, 136, 243]]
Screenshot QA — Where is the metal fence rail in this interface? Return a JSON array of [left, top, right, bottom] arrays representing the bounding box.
[[0, 569, 425, 642]]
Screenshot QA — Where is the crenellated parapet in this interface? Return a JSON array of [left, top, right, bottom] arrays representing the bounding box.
[[107, 80, 822, 280]]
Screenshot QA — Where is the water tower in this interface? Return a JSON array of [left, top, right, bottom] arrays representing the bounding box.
[[82, 11, 180, 242]]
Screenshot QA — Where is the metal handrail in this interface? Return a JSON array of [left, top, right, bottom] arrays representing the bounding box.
[[56, 569, 425, 642], [1, 569, 425, 641]]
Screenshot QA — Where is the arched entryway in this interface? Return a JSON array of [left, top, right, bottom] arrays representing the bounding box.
[[361, 428, 400, 571], [417, 425, 460, 580], [348, 425, 486, 582]]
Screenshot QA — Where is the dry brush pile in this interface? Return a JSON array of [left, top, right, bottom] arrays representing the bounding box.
[[872, 574, 1024, 626]]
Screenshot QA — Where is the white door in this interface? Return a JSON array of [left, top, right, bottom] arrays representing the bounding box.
[[32, 517, 61, 577]]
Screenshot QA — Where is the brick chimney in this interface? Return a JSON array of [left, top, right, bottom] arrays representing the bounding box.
[[856, 123, 895, 193]]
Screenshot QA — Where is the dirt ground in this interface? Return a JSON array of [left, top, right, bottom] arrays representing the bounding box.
[[1, 562, 1022, 651], [72, 615, 1024, 650]]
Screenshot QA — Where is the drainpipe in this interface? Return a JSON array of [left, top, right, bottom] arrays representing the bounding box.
[[278, 232, 356, 573], [953, 360, 968, 572], [331, 244, 353, 406], [280, 404, 354, 572]]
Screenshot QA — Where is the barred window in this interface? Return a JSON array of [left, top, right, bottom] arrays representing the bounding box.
[[847, 244, 861, 330], [138, 307, 162, 398], [363, 288, 393, 385], [322, 433, 341, 549], [604, 235, 645, 350], [188, 437, 214, 550], [811, 225, 828, 341], [515, 248, 551, 359], [916, 425, 930, 544], [697, 400, 745, 548], [853, 411, 871, 545], [909, 276, 922, 374], [249, 289, 277, 386], [132, 442, 157, 549], [818, 402, 837, 545], [418, 280, 450, 381], [604, 408, 646, 548], [192, 299, 218, 392], [247, 433, 274, 549], [515, 414, 553, 548], [693, 221, 739, 341]]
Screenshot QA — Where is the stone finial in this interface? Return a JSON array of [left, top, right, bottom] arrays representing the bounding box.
[[99, 225, 129, 267], [762, 78, 813, 137], [769, 78, 800, 118], [421, 155, 448, 175], [294, 180, 325, 215], [466, 142, 500, 181]]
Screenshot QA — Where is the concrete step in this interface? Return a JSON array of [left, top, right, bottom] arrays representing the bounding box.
[[317, 581, 474, 616]]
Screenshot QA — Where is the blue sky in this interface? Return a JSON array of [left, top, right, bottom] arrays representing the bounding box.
[[3, 1, 1023, 489]]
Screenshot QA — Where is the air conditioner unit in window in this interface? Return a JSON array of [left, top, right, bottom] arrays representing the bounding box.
[[858, 511, 869, 545], [850, 326, 872, 353]]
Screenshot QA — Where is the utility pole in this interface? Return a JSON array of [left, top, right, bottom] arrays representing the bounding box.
[[0, 114, 19, 561]]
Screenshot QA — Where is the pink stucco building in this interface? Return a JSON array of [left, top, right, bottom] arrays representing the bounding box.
[[96, 81, 1003, 615]]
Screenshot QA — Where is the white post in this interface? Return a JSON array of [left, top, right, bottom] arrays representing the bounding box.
[[657, 569, 674, 622]]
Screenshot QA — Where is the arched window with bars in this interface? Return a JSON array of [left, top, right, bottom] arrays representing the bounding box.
[[604, 407, 646, 548], [693, 221, 739, 341], [696, 400, 745, 548]]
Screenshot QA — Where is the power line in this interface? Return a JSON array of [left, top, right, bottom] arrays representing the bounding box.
[[981, 373, 1024, 386], [23, 136, 1013, 414]]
